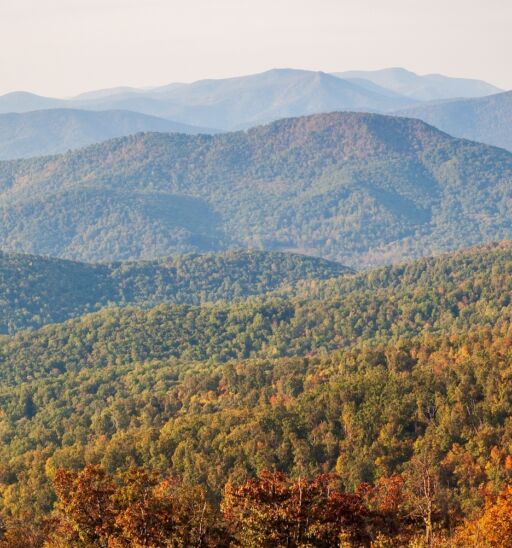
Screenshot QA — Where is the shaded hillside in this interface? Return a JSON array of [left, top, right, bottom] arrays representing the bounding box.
[[396, 91, 512, 152], [0, 112, 510, 265], [2, 242, 510, 383], [0, 109, 215, 160], [0, 249, 349, 334]]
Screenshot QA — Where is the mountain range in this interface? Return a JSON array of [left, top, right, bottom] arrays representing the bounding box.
[[0, 69, 417, 130], [1, 51, 512, 544], [0, 111, 510, 266], [0, 67, 507, 160]]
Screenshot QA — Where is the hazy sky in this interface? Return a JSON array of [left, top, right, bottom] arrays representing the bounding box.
[[1, 0, 510, 97]]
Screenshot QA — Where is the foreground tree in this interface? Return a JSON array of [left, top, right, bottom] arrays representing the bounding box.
[[0, 518, 49, 548], [51, 465, 116, 546], [46, 465, 222, 547], [222, 471, 374, 546]]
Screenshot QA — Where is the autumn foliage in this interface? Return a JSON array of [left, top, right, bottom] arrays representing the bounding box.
[[222, 472, 373, 546], [44, 465, 221, 547], [1, 464, 512, 546], [453, 485, 512, 547]]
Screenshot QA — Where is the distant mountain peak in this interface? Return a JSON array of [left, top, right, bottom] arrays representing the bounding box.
[[0, 68, 419, 127], [334, 67, 502, 101]]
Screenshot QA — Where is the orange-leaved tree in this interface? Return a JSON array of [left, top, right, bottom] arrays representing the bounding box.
[[453, 485, 512, 547], [222, 471, 373, 547]]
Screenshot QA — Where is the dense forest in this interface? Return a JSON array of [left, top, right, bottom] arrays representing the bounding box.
[[0, 112, 511, 266], [1, 241, 509, 383], [0, 249, 349, 333], [0, 242, 511, 545]]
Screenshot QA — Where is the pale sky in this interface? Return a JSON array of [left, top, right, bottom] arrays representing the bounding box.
[[1, 0, 511, 97]]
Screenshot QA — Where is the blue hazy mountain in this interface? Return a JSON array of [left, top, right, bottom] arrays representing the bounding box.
[[0, 108, 216, 159], [68, 69, 418, 129], [0, 69, 501, 133], [0, 69, 419, 131], [0, 91, 62, 113], [334, 67, 502, 101], [395, 90, 512, 152]]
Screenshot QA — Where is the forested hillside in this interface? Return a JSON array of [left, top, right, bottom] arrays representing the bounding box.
[[0, 112, 511, 266], [0, 249, 348, 334], [2, 242, 510, 383], [0, 244, 511, 545]]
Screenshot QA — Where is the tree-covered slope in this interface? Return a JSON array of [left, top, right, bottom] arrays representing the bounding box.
[[0, 112, 511, 266], [2, 241, 510, 384], [396, 90, 512, 152], [0, 249, 349, 334], [0, 244, 511, 531]]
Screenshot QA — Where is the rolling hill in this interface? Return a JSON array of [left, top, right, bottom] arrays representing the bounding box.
[[0, 112, 510, 266], [335, 67, 502, 101], [395, 90, 512, 152], [0, 108, 216, 160], [0, 249, 350, 334], [2, 241, 510, 380]]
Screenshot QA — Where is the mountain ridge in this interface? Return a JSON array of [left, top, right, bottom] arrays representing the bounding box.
[[0, 111, 511, 266], [2, 67, 492, 131], [335, 67, 502, 100], [69, 69, 417, 129]]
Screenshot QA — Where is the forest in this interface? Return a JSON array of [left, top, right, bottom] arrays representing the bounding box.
[[0, 242, 511, 545], [1, 0, 511, 545], [0, 249, 348, 333]]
